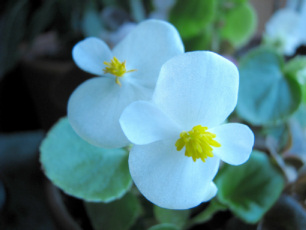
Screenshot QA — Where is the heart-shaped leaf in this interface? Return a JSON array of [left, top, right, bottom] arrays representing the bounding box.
[[215, 150, 285, 223], [169, 0, 216, 39], [220, 3, 257, 47], [40, 117, 132, 202], [237, 47, 302, 125]]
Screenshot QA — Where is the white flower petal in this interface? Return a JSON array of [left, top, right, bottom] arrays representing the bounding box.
[[298, 2, 306, 43], [129, 139, 220, 209], [265, 9, 300, 38], [202, 182, 218, 202], [72, 37, 112, 75], [67, 77, 151, 148], [153, 51, 239, 130], [209, 123, 254, 166], [265, 9, 301, 55], [112, 19, 184, 88], [120, 101, 181, 145]]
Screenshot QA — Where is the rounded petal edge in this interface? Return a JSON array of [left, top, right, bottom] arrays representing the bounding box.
[[113, 19, 184, 88], [129, 139, 220, 210], [209, 123, 254, 166], [72, 37, 112, 76], [202, 182, 218, 202], [153, 51, 239, 130], [67, 77, 132, 148]]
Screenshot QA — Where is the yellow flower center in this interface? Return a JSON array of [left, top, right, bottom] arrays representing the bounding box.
[[103, 56, 136, 86], [175, 125, 221, 162]]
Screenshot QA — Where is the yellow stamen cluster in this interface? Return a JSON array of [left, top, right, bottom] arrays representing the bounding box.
[[175, 125, 221, 162], [103, 56, 136, 86]]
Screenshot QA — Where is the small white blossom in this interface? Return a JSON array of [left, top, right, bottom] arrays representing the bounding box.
[[68, 20, 184, 148], [120, 51, 254, 209], [265, 2, 306, 55]]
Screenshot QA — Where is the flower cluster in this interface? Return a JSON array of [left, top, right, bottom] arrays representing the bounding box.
[[68, 19, 254, 209]]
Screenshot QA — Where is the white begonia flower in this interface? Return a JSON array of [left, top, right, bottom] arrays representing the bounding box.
[[120, 51, 254, 209], [68, 19, 184, 148], [265, 5, 306, 55]]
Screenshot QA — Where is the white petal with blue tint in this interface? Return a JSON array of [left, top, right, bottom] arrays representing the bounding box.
[[152, 51, 239, 130], [202, 182, 218, 202], [209, 123, 254, 165], [68, 77, 151, 148], [129, 138, 220, 209], [298, 1, 306, 43], [120, 101, 181, 145], [265, 9, 301, 55], [72, 37, 113, 76], [113, 19, 184, 88]]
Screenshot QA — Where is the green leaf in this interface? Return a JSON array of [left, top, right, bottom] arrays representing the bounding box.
[[293, 104, 306, 128], [284, 56, 306, 103], [154, 206, 190, 229], [284, 56, 306, 80], [220, 3, 257, 47], [215, 150, 285, 223], [219, 0, 248, 4], [237, 47, 302, 125], [148, 223, 179, 230], [299, 79, 305, 104], [40, 117, 132, 202], [85, 192, 142, 230], [184, 26, 213, 51], [261, 123, 289, 152], [169, 0, 216, 39]]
